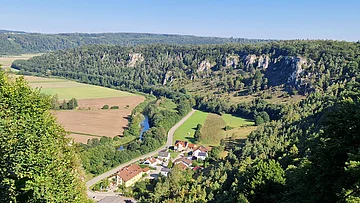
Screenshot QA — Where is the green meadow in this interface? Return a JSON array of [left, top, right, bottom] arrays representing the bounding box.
[[174, 110, 255, 146], [25, 76, 135, 100], [221, 114, 254, 127], [173, 110, 209, 144]]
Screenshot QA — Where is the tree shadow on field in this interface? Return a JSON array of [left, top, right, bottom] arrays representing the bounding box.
[[185, 137, 196, 143], [224, 137, 247, 151], [123, 115, 131, 121]]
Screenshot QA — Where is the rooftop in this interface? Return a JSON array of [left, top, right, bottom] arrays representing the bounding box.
[[158, 151, 169, 157], [146, 157, 157, 164], [177, 162, 188, 170], [161, 168, 171, 172], [188, 143, 197, 148], [198, 152, 207, 157], [117, 164, 143, 182], [174, 157, 192, 166], [175, 140, 188, 147], [195, 146, 209, 153]]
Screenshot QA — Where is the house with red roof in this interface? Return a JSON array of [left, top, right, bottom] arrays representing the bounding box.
[[174, 157, 192, 167], [116, 164, 144, 187], [142, 157, 160, 167], [174, 140, 188, 151], [193, 146, 209, 160]]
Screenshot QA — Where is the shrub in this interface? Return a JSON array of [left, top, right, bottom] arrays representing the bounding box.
[[110, 106, 119, 109], [102, 104, 109, 109]]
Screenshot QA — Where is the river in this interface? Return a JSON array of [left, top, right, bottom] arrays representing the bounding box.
[[139, 115, 150, 140], [117, 114, 150, 150]]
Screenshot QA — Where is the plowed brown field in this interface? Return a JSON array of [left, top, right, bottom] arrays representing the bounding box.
[[21, 75, 145, 144], [55, 96, 144, 143]]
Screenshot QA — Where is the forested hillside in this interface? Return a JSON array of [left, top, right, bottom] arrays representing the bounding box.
[[131, 79, 360, 203], [0, 70, 90, 202], [12, 40, 360, 112], [0, 30, 268, 55], [10, 40, 360, 202]]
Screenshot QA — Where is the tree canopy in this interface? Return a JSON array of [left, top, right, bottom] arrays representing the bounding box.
[[0, 71, 90, 202]]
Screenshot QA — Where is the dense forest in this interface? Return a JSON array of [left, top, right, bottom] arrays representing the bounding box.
[[8, 40, 360, 202], [12, 40, 360, 114], [0, 70, 90, 202], [0, 30, 269, 55]]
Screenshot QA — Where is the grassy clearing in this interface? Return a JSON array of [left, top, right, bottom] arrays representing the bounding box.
[[0, 54, 42, 71], [224, 125, 258, 150], [174, 110, 208, 144], [112, 136, 137, 147], [222, 114, 254, 127], [226, 126, 257, 139], [157, 98, 178, 112], [200, 114, 226, 146], [170, 152, 181, 159], [174, 110, 256, 147], [23, 76, 136, 100]]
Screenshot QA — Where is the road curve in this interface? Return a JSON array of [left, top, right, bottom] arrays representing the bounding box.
[[85, 109, 196, 200]]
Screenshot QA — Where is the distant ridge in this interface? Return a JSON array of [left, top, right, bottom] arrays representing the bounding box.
[[0, 29, 271, 55], [0, 29, 27, 34]]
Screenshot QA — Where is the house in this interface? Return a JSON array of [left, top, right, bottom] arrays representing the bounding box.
[[142, 167, 151, 175], [174, 157, 192, 167], [193, 146, 208, 157], [158, 151, 170, 160], [187, 143, 198, 150], [174, 140, 188, 151], [193, 146, 209, 160], [116, 164, 144, 187], [197, 152, 208, 160], [142, 157, 160, 167], [176, 162, 188, 170], [160, 168, 171, 176]]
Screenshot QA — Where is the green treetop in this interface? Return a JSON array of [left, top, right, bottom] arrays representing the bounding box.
[[0, 70, 91, 202]]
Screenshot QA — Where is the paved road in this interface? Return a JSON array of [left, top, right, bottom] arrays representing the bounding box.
[[86, 109, 196, 201]]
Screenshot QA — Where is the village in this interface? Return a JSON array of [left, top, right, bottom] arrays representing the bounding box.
[[96, 140, 211, 191]]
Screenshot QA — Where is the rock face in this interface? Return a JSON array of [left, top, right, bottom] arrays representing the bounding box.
[[225, 55, 240, 67], [258, 55, 270, 69], [163, 71, 173, 85], [244, 54, 257, 68], [128, 53, 144, 67], [286, 56, 308, 84], [197, 60, 211, 72]]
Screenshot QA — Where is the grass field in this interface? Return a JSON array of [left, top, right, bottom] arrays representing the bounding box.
[[0, 54, 42, 71], [200, 114, 226, 146], [173, 110, 208, 144], [222, 114, 254, 127], [24, 76, 135, 100], [174, 110, 256, 147], [17, 75, 145, 144], [157, 98, 178, 112], [170, 152, 181, 159]]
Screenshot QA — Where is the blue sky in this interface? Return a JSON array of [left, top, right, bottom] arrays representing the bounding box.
[[1, 0, 359, 41]]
